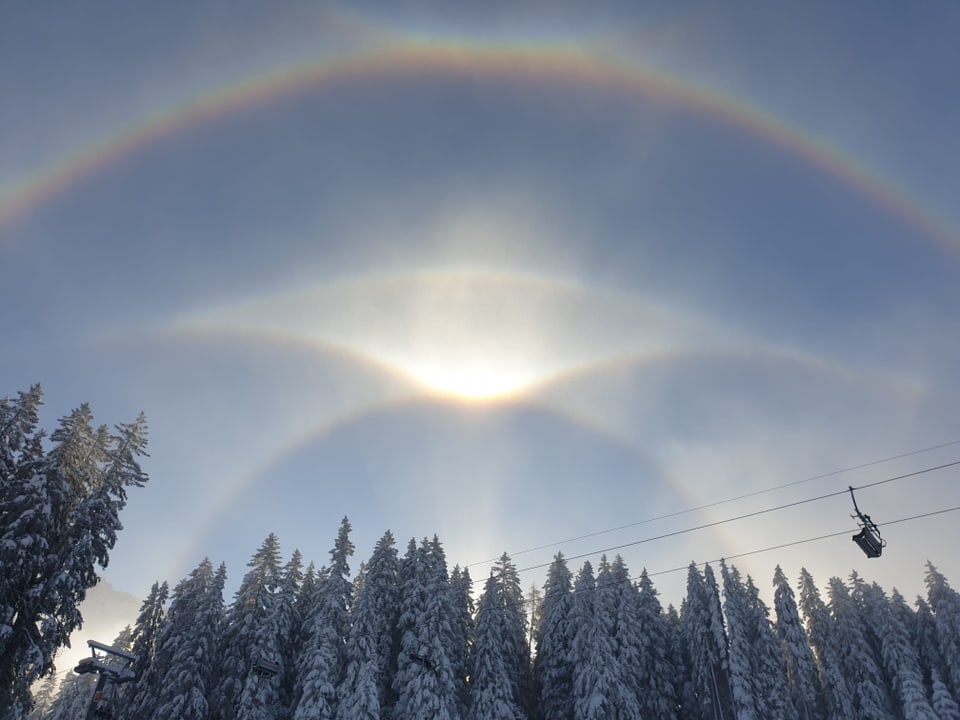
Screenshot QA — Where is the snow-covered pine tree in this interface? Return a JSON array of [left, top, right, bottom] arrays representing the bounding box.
[[337, 530, 400, 720], [825, 575, 893, 720], [449, 564, 475, 718], [932, 668, 960, 720], [26, 672, 58, 719], [0, 390, 148, 717], [916, 598, 951, 699], [492, 553, 533, 717], [682, 562, 734, 720], [722, 563, 794, 720], [148, 559, 226, 720], [392, 536, 461, 720], [293, 517, 354, 720], [721, 561, 757, 720], [0, 385, 45, 706], [291, 561, 319, 684], [470, 571, 523, 720], [238, 586, 286, 720], [534, 553, 575, 720], [599, 556, 642, 719], [665, 602, 698, 720], [858, 581, 937, 720], [926, 563, 960, 701], [635, 569, 680, 720], [798, 568, 854, 720], [40, 671, 96, 720], [276, 550, 304, 720], [910, 594, 960, 719], [352, 562, 367, 606], [214, 533, 284, 720], [115, 580, 169, 719], [772, 565, 824, 720], [570, 560, 622, 720], [743, 573, 794, 720]]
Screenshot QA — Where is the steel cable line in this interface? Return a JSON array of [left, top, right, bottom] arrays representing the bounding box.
[[486, 503, 960, 614], [514, 459, 960, 574], [467, 438, 960, 568]]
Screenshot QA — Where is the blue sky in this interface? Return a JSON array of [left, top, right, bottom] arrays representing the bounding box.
[[2, 2, 959, 617]]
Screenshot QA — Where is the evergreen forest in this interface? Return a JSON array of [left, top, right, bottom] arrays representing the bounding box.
[[29, 521, 960, 720]]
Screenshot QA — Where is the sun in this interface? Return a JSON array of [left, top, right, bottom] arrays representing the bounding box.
[[389, 352, 545, 402]]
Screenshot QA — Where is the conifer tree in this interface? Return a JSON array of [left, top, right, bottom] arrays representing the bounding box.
[[116, 580, 169, 720], [825, 575, 893, 719], [859, 581, 937, 720], [148, 559, 226, 720], [722, 564, 794, 720], [291, 562, 319, 680], [665, 603, 697, 720], [449, 565, 475, 718], [682, 562, 734, 720], [597, 556, 642, 719], [570, 560, 625, 720], [337, 530, 400, 720], [744, 573, 794, 720], [773, 566, 823, 720], [293, 517, 354, 720], [534, 553, 575, 720], [926, 563, 960, 700], [0, 390, 148, 717], [392, 536, 461, 720], [932, 668, 960, 720], [470, 571, 523, 720], [215, 533, 284, 720], [492, 553, 533, 716], [27, 672, 59, 720], [798, 568, 854, 720], [635, 570, 680, 720], [276, 550, 303, 720], [916, 598, 950, 693], [41, 671, 96, 720], [130, 581, 168, 667], [721, 561, 757, 720]]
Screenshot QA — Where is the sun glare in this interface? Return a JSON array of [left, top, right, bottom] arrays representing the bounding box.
[[167, 267, 693, 406], [398, 358, 544, 402]]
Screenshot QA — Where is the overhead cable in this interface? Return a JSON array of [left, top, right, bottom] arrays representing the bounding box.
[[468, 438, 960, 568], [515, 459, 960, 574]]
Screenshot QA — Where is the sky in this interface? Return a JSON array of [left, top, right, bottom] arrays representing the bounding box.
[[2, 1, 960, 635]]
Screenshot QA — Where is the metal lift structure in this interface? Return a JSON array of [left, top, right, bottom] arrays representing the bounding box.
[[73, 640, 139, 719]]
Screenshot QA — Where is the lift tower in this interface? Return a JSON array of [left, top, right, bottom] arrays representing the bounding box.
[[73, 640, 139, 719]]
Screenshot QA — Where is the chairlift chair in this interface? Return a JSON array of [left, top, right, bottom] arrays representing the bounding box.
[[74, 640, 139, 720], [253, 653, 280, 678], [849, 486, 886, 558]]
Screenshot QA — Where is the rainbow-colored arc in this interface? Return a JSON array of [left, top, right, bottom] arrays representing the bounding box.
[[1, 38, 957, 256]]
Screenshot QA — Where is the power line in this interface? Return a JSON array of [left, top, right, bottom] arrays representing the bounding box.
[[514, 459, 960, 574], [467, 438, 960, 568]]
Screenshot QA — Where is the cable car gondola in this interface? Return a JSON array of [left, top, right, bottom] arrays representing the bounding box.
[[849, 486, 885, 558]]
